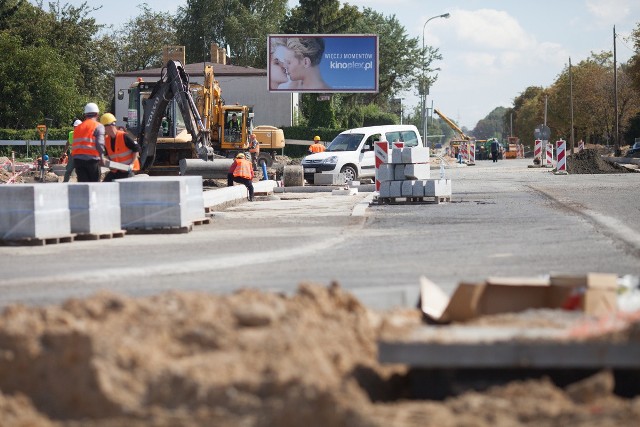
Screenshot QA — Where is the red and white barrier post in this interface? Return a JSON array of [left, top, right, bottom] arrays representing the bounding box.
[[468, 142, 476, 164], [556, 139, 567, 173], [578, 140, 584, 152], [374, 141, 389, 191], [546, 143, 553, 167], [534, 139, 542, 164]]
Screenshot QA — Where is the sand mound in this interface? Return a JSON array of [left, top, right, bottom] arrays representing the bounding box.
[[1, 284, 639, 427], [567, 149, 631, 174]]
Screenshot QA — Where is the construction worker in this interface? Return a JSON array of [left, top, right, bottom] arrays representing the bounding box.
[[227, 152, 255, 201], [72, 102, 105, 182], [309, 135, 325, 153], [227, 113, 240, 132], [100, 113, 140, 182], [248, 133, 260, 170], [62, 119, 82, 182]]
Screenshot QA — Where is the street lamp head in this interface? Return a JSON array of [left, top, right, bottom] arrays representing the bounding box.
[[441, 13, 451, 19]]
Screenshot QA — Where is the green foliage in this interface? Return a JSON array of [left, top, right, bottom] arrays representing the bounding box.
[[0, 32, 83, 128], [112, 3, 177, 72], [472, 107, 507, 140], [176, 0, 287, 67]]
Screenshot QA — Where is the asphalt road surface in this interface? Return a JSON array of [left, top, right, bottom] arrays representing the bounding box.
[[1, 159, 639, 309]]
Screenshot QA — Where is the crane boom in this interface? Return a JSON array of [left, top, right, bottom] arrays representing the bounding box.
[[433, 108, 472, 141]]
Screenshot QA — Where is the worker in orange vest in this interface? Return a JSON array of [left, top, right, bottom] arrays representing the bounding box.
[[100, 113, 140, 182], [308, 135, 326, 153], [248, 133, 260, 170], [228, 152, 255, 201], [72, 102, 105, 182]]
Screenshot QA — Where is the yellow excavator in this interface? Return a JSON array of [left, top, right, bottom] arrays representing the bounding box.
[[433, 108, 474, 157], [122, 60, 284, 174]]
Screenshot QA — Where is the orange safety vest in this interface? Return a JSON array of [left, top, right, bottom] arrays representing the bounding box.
[[72, 119, 100, 158], [309, 143, 325, 153], [231, 159, 253, 179], [105, 131, 140, 171]]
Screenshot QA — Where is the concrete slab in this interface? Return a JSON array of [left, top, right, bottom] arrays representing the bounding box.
[[0, 184, 70, 240], [314, 173, 346, 185], [68, 183, 121, 234]]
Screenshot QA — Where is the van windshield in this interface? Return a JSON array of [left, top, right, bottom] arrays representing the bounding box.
[[326, 133, 365, 152]]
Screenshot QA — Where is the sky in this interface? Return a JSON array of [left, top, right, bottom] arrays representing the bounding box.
[[32, 0, 640, 130]]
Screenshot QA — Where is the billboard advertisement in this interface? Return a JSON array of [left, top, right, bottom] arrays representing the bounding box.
[[268, 34, 378, 93]]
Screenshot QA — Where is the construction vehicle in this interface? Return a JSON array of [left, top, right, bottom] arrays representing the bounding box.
[[122, 60, 284, 174], [505, 136, 520, 159], [433, 108, 475, 160]]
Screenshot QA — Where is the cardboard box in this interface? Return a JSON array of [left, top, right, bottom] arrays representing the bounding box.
[[420, 273, 618, 323]]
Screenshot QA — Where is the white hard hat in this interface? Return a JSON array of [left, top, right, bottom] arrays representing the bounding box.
[[84, 102, 99, 115], [73, 119, 82, 127]]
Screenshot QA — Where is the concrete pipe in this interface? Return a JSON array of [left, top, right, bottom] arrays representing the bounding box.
[[283, 165, 304, 187], [179, 158, 234, 179]]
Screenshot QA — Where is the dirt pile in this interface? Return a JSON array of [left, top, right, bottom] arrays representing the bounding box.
[[1, 284, 640, 427], [567, 149, 631, 174]]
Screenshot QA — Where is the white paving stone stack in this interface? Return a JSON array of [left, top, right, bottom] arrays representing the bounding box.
[[68, 182, 122, 235], [117, 176, 205, 230], [376, 146, 452, 202], [0, 184, 71, 241]]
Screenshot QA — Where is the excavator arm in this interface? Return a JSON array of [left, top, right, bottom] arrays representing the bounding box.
[[139, 60, 211, 171]]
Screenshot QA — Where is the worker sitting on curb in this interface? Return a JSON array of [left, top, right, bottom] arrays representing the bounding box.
[[308, 135, 326, 153], [228, 153, 255, 201]]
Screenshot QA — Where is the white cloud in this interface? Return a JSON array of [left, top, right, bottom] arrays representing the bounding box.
[[445, 9, 535, 51], [586, 0, 632, 23]]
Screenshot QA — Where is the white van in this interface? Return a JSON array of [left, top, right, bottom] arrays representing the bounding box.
[[301, 125, 423, 183]]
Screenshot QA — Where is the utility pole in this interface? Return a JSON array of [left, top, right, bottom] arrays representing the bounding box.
[[614, 26, 620, 156], [570, 57, 575, 155]]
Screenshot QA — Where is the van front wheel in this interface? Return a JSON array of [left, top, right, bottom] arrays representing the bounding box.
[[340, 165, 357, 182]]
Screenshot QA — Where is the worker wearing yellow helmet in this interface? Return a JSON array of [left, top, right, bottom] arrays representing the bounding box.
[[228, 152, 255, 201], [308, 135, 325, 153], [100, 113, 140, 181], [72, 102, 105, 182]]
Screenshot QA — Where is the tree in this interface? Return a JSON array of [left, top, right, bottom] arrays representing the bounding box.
[[0, 32, 83, 128], [112, 3, 177, 72], [176, 0, 287, 67], [472, 107, 507, 140], [628, 22, 640, 92]]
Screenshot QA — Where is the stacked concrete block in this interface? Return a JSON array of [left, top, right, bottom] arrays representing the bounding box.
[[375, 145, 452, 201], [314, 173, 346, 186], [0, 184, 71, 240], [117, 176, 204, 230], [68, 183, 121, 235]]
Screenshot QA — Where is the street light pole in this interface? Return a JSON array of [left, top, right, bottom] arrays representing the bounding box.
[[422, 12, 450, 147]]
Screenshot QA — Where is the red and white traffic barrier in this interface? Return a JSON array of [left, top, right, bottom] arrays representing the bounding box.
[[374, 141, 389, 191], [578, 140, 584, 151], [546, 143, 553, 167], [468, 142, 476, 164], [556, 139, 567, 172], [392, 141, 404, 149], [534, 139, 542, 163]]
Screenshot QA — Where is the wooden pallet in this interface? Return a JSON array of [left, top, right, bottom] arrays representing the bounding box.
[[192, 217, 212, 226], [124, 224, 193, 235], [0, 234, 75, 246], [75, 230, 126, 241], [376, 195, 451, 205]]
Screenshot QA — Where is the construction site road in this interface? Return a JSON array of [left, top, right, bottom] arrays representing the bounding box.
[[1, 158, 639, 309]]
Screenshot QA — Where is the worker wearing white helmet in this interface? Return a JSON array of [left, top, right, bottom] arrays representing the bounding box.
[[62, 119, 83, 182], [72, 102, 105, 182]]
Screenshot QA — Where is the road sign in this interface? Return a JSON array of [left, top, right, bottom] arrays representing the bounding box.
[[534, 125, 551, 140]]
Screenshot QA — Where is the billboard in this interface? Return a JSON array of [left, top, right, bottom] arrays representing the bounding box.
[[268, 34, 378, 93]]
